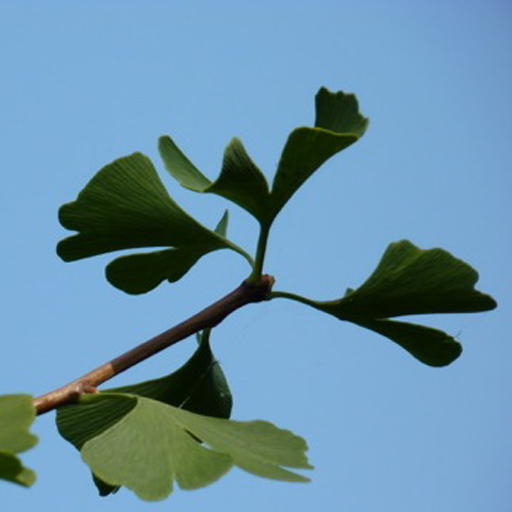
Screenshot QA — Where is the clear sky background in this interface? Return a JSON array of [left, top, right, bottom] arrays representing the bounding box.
[[1, 1, 510, 511]]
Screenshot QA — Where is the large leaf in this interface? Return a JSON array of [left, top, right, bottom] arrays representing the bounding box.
[[105, 210, 231, 294], [159, 136, 271, 224], [0, 395, 37, 487], [56, 332, 310, 500], [61, 393, 311, 501], [57, 153, 251, 292], [57, 330, 233, 495], [273, 241, 496, 366], [325, 240, 497, 318], [270, 87, 369, 218]]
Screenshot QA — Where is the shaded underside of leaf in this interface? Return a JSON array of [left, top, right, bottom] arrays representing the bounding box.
[[57, 152, 229, 261], [159, 136, 271, 223], [0, 395, 38, 487], [332, 240, 497, 318]]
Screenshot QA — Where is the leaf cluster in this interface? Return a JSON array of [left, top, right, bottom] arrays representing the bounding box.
[[1, 87, 496, 500]]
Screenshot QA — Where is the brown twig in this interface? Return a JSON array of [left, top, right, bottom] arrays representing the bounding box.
[[33, 275, 275, 415]]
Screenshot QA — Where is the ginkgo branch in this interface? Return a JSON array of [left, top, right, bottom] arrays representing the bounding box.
[[33, 275, 275, 415]]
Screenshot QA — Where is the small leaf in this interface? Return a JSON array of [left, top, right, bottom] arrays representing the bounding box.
[[159, 136, 271, 223], [270, 88, 369, 218], [325, 240, 497, 318], [0, 395, 38, 487], [75, 393, 310, 500]]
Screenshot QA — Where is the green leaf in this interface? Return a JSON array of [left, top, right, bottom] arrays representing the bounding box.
[[65, 393, 311, 501], [57, 331, 233, 495], [58, 153, 229, 260], [159, 136, 271, 223], [56, 332, 310, 501], [0, 395, 38, 487], [105, 210, 232, 294], [273, 241, 496, 366], [270, 87, 369, 218], [324, 240, 497, 318], [57, 153, 252, 292]]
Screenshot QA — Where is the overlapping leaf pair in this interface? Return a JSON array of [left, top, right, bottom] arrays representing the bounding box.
[[56, 332, 311, 500]]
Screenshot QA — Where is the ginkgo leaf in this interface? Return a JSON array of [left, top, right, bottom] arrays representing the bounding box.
[[57, 153, 252, 292], [57, 330, 233, 495], [159, 136, 271, 223], [270, 87, 369, 219], [57, 153, 230, 261], [105, 210, 232, 294], [0, 395, 38, 487], [271, 241, 496, 366], [56, 329, 233, 442], [56, 327, 310, 501], [108, 329, 233, 419], [324, 240, 497, 318], [64, 393, 311, 501]]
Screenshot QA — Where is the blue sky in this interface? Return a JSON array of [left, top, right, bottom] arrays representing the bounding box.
[[1, 1, 511, 511]]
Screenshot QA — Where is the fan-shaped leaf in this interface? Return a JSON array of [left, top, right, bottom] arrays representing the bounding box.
[[270, 88, 369, 218], [57, 153, 251, 292], [159, 136, 271, 223], [273, 241, 496, 366], [57, 153, 230, 261], [57, 331, 233, 495], [62, 393, 311, 501], [323, 240, 497, 318], [0, 395, 37, 487]]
